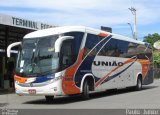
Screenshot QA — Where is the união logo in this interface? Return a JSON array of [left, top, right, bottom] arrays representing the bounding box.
[[93, 61, 123, 66]]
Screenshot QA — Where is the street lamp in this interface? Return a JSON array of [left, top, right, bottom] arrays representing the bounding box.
[[129, 7, 137, 40], [127, 23, 134, 39]]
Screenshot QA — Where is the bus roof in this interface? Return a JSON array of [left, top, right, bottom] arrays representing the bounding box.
[[24, 26, 145, 45]]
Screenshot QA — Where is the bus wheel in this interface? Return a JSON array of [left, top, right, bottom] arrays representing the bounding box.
[[135, 77, 142, 91], [45, 96, 54, 102], [81, 80, 89, 99]]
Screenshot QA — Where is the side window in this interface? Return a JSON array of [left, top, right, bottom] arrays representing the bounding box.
[[98, 38, 130, 58], [136, 44, 147, 59], [60, 40, 75, 70], [145, 44, 152, 61], [98, 38, 119, 57], [126, 43, 136, 58], [106, 39, 118, 57], [117, 40, 129, 58], [59, 32, 84, 70], [127, 43, 152, 60], [64, 32, 84, 59], [84, 34, 101, 57]]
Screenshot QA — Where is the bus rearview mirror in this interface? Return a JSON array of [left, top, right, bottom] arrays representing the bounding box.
[[7, 42, 21, 58], [55, 36, 74, 52]]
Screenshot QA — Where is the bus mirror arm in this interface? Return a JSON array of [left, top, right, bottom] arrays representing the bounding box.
[[7, 42, 21, 58], [55, 36, 74, 52]]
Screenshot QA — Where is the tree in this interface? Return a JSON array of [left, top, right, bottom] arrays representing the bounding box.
[[143, 33, 160, 68], [143, 33, 160, 49], [153, 51, 160, 67]]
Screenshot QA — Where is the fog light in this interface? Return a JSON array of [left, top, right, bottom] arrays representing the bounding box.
[[54, 87, 57, 91]]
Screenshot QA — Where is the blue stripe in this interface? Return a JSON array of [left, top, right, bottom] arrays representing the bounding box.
[[74, 35, 112, 87], [33, 74, 55, 83]]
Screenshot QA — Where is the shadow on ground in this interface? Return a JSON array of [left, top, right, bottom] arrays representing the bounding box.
[[24, 85, 158, 105]]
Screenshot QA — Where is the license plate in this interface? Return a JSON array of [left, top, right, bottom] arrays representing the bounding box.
[[28, 89, 36, 94]]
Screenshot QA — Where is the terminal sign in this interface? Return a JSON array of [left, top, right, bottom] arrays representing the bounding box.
[[12, 17, 54, 30], [0, 13, 55, 30]]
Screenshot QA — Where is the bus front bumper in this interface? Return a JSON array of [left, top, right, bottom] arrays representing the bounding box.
[[15, 81, 64, 96]]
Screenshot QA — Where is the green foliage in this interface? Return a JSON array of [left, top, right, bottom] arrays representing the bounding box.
[[143, 33, 160, 68], [143, 33, 160, 49], [153, 52, 160, 64]]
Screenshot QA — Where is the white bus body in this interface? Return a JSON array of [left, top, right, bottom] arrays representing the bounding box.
[[7, 26, 153, 100]]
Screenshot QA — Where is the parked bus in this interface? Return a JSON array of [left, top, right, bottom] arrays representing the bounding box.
[[7, 26, 153, 101]]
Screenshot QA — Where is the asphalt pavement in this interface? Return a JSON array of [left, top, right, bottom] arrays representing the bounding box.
[[0, 79, 160, 109]]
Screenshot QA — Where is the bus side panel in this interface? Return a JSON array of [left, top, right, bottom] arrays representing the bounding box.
[[138, 60, 154, 85], [92, 56, 141, 90], [138, 43, 154, 85], [142, 66, 154, 85], [61, 48, 84, 95], [73, 34, 112, 91]]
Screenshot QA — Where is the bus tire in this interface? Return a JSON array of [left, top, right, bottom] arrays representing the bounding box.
[[45, 96, 54, 102], [81, 80, 89, 99], [135, 76, 142, 91]]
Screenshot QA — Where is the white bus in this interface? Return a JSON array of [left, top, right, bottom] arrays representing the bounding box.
[[7, 26, 153, 101]]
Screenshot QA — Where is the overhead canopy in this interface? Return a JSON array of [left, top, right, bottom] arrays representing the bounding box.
[[0, 13, 56, 51]]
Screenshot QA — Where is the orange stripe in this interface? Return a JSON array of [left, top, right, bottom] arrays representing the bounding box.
[[62, 48, 84, 95], [14, 75, 27, 83], [95, 58, 136, 87], [99, 33, 108, 37], [138, 59, 150, 80]]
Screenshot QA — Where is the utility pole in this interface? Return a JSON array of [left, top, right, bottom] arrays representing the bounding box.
[[129, 7, 137, 40], [127, 23, 134, 38]]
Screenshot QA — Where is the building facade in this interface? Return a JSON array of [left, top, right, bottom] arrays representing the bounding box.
[[0, 13, 56, 89]]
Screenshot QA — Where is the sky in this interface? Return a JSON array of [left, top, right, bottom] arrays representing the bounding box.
[[0, 0, 160, 41]]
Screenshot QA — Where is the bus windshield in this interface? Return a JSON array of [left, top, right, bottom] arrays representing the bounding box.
[[16, 35, 59, 77]]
